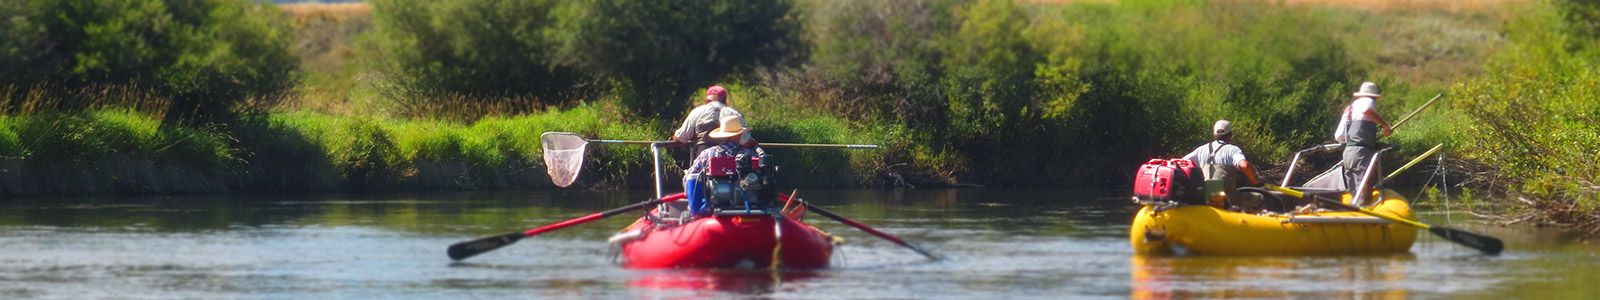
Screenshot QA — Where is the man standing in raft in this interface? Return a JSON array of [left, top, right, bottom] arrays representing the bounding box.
[[672, 85, 756, 154], [1333, 82, 1392, 205], [1182, 120, 1265, 211]]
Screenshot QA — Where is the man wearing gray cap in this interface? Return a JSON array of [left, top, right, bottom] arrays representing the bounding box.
[[1183, 120, 1265, 211], [1333, 82, 1393, 204]]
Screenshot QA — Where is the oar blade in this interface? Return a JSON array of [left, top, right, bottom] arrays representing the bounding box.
[[447, 232, 525, 260], [1429, 226, 1504, 255]]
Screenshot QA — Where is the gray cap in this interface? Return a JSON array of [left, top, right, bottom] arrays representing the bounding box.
[[1213, 120, 1232, 136]]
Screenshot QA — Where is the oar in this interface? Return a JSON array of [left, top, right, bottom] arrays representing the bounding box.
[[800, 200, 939, 260], [1389, 93, 1444, 131], [1266, 184, 1503, 255], [1384, 143, 1444, 183], [447, 194, 684, 260]]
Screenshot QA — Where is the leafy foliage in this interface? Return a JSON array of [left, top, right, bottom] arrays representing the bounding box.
[[549, 0, 801, 118], [1452, 3, 1600, 213], [367, 0, 585, 113], [0, 0, 298, 124]]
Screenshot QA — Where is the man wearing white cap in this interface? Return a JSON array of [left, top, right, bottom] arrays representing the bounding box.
[[1183, 120, 1264, 210], [1333, 82, 1392, 200]]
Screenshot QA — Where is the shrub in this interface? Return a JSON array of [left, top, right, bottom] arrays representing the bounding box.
[[1452, 2, 1600, 213], [548, 0, 802, 118], [0, 0, 298, 124], [367, 0, 586, 116]]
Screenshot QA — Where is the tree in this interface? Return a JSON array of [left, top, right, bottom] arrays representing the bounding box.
[[0, 0, 298, 124], [368, 0, 585, 112], [548, 0, 800, 118]]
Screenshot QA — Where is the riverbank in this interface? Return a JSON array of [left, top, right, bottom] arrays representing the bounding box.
[[0, 103, 901, 196], [6, 0, 1595, 237]]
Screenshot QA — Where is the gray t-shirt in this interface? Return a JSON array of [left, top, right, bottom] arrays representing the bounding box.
[[1183, 141, 1246, 169], [1184, 140, 1251, 203]]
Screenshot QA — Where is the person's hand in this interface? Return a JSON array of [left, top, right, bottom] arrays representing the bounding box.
[[1381, 126, 1393, 136]]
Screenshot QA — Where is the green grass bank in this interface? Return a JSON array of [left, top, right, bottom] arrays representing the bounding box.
[[0, 103, 892, 196]]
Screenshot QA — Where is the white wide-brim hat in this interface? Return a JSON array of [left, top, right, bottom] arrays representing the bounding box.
[[1352, 81, 1381, 98]]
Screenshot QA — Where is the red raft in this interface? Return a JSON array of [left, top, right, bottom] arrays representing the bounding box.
[[610, 193, 837, 269]]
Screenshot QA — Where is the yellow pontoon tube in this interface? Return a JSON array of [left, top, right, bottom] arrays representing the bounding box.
[[1130, 192, 1417, 255]]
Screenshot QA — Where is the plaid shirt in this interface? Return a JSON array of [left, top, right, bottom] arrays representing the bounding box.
[[686, 143, 757, 175]]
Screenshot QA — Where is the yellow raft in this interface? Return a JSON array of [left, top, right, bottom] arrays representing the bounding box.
[[1130, 192, 1417, 255]]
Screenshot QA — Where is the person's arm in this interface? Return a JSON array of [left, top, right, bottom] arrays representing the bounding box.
[[1182, 146, 1200, 162], [1334, 107, 1350, 143], [686, 149, 711, 174], [671, 106, 703, 143], [1355, 99, 1392, 136], [1236, 157, 1262, 186]]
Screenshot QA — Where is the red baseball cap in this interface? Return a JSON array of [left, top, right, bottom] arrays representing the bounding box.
[[706, 85, 727, 98]]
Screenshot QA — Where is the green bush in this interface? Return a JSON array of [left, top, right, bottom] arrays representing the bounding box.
[[0, 0, 298, 123], [1452, 3, 1600, 210], [798, 0, 958, 124], [775, 0, 1369, 186], [367, 0, 585, 114], [369, 0, 800, 119], [549, 0, 801, 118]]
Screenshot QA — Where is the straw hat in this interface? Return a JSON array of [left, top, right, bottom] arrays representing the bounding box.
[[707, 112, 748, 139], [1352, 82, 1381, 98]]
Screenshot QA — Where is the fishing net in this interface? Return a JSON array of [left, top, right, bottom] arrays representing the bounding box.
[[542, 132, 588, 187]]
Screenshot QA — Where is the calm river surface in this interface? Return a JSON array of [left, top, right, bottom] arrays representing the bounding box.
[[1, 189, 1595, 299]]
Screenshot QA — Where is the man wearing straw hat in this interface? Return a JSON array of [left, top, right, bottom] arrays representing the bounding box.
[[1334, 82, 1393, 201], [682, 112, 761, 216]]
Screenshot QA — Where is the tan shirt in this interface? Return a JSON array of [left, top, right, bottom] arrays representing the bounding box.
[[672, 101, 751, 145]]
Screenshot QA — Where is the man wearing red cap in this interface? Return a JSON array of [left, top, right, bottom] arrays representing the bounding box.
[[672, 85, 754, 153]]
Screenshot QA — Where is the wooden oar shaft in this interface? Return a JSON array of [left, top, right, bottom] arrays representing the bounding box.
[[1390, 93, 1444, 131], [1384, 143, 1445, 183]]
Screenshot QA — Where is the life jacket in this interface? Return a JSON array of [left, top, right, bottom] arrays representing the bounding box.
[[690, 105, 724, 153], [1339, 103, 1380, 147]]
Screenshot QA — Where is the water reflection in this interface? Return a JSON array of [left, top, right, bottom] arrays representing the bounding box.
[[1, 189, 1597, 299], [1131, 254, 1414, 299], [627, 269, 826, 295]]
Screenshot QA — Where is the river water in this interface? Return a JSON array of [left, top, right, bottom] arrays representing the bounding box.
[[0, 189, 1594, 299]]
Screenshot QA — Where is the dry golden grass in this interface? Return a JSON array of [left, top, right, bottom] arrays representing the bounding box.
[[1275, 0, 1526, 12], [1027, 0, 1527, 12], [280, 2, 370, 21], [276, 2, 374, 117], [0, 84, 174, 118]]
